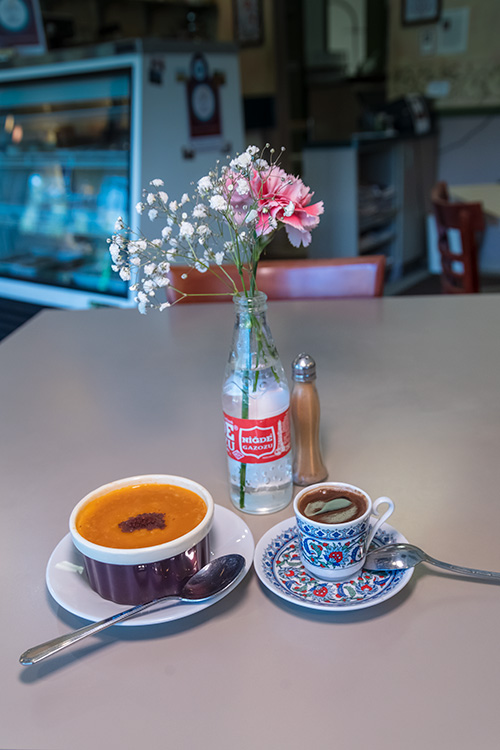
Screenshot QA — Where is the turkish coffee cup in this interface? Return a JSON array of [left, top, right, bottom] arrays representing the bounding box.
[[293, 481, 395, 581]]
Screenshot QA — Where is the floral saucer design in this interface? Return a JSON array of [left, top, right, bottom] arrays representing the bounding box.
[[254, 519, 413, 612]]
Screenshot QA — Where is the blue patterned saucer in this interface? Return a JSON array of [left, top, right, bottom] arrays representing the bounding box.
[[254, 519, 413, 612]]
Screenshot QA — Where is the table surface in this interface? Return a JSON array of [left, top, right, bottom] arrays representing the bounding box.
[[2, 296, 500, 750], [450, 182, 500, 219]]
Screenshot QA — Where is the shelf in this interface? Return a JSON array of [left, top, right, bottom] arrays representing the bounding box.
[[0, 151, 129, 170], [358, 207, 399, 233], [358, 229, 396, 253]]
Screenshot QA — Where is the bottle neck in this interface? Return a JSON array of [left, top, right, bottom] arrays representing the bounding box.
[[233, 291, 268, 319]]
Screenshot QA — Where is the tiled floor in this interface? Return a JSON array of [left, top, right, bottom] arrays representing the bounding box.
[[0, 297, 46, 342]]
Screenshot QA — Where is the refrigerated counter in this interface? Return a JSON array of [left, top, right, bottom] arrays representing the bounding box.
[[0, 39, 244, 308]]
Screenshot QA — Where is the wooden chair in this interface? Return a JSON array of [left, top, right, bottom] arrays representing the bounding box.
[[256, 257, 385, 299], [431, 181, 485, 294], [166, 256, 386, 303]]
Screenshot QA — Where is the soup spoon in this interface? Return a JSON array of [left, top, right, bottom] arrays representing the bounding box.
[[20, 553, 245, 666], [364, 543, 500, 581]]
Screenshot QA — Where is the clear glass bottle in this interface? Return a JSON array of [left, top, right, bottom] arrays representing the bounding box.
[[222, 292, 293, 514]]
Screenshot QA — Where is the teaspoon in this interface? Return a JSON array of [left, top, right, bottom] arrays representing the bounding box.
[[20, 553, 245, 666], [364, 543, 500, 581]]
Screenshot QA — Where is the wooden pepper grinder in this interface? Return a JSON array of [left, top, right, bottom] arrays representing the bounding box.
[[291, 353, 328, 486]]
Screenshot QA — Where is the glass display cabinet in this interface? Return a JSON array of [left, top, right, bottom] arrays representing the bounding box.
[[0, 40, 244, 308]]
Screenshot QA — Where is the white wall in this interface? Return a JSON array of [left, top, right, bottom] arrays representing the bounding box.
[[437, 113, 500, 273]]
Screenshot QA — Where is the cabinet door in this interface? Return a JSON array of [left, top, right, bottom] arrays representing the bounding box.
[[399, 137, 438, 266], [303, 146, 359, 258]]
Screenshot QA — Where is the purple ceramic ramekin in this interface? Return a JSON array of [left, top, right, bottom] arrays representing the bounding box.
[[69, 474, 214, 605]]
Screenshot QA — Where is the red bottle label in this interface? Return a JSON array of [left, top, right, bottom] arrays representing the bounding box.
[[223, 409, 291, 464]]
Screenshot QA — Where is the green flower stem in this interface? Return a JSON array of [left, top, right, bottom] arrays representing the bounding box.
[[237, 304, 279, 508], [239, 313, 252, 509]]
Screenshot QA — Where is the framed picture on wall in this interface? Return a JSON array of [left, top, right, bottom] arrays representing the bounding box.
[[233, 0, 263, 46], [0, 0, 46, 53], [402, 0, 441, 26]]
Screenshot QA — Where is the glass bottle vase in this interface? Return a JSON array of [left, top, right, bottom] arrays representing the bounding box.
[[222, 292, 293, 514]]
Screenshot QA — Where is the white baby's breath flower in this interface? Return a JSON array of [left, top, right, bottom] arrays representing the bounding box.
[[119, 267, 131, 281], [143, 279, 155, 293], [197, 224, 211, 236], [223, 241, 233, 252], [245, 209, 258, 224], [246, 145, 259, 156], [158, 191, 168, 204], [146, 192, 155, 205], [209, 195, 227, 212], [135, 202, 145, 214], [230, 152, 251, 170], [236, 179, 249, 196], [144, 262, 156, 276], [136, 291, 148, 314], [197, 176, 212, 193], [114, 217, 124, 231], [128, 240, 147, 253], [130, 256, 141, 267], [151, 238, 162, 248], [161, 225, 172, 240], [192, 204, 207, 219], [169, 200, 179, 212], [109, 243, 121, 262], [153, 273, 169, 287], [150, 178, 164, 187], [148, 208, 158, 221], [179, 221, 195, 238], [194, 261, 208, 273], [180, 193, 190, 205], [159, 302, 171, 311], [166, 249, 177, 261], [284, 201, 295, 217], [214, 251, 224, 265]]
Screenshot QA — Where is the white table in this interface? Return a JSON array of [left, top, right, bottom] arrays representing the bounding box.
[[2, 296, 500, 749], [450, 183, 500, 220]]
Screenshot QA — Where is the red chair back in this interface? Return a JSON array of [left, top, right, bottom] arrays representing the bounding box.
[[431, 181, 485, 294], [166, 256, 385, 303]]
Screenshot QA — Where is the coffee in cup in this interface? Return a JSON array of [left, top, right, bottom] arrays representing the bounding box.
[[293, 482, 395, 581]]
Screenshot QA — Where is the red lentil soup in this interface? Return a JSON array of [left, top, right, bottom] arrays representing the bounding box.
[[76, 483, 207, 549]]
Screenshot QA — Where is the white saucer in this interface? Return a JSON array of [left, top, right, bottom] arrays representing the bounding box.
[[254, 518, 413, 612], [46, 505, 254, 626]]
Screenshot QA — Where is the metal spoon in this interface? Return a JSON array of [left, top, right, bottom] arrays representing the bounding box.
[[20, 553, 245, 666], [364, 543, 500, 581]]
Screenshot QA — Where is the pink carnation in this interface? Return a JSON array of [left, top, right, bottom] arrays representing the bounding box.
[[228, 166, 323, 248]]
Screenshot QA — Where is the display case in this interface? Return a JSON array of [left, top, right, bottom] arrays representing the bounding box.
[[0, 40, 244, 308]]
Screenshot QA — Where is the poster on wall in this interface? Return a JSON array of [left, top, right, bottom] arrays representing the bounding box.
[[233, 0, 263, 46], [0, 0, 46, 54], [402, 0, 441, 26], [186, 52, 224, 151]]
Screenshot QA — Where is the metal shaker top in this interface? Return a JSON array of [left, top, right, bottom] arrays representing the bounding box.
[[292, 353, 316, 382]]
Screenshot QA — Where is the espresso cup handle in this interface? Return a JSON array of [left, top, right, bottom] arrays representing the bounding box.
[[366, 496, 395, 550]]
